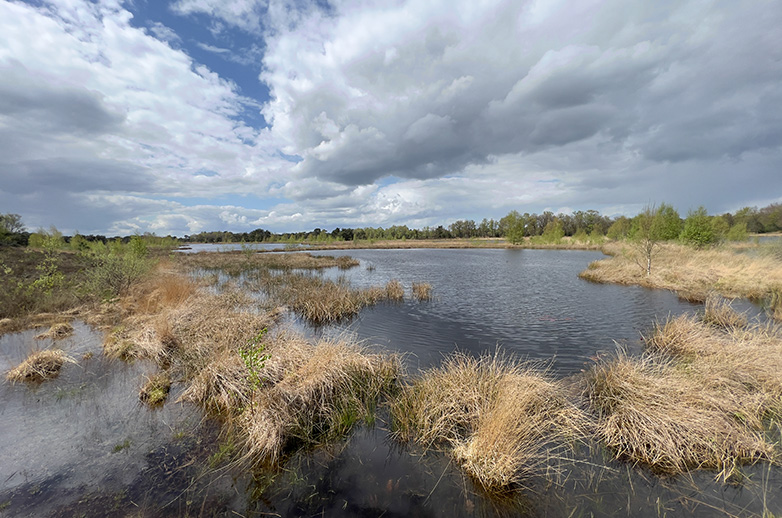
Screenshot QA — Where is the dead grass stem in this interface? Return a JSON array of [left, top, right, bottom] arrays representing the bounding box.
[[385, 279, 404, 301]]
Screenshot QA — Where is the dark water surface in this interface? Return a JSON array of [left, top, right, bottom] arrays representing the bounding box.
[[304, 248, 710, 372], [1, 248, 778, 517]]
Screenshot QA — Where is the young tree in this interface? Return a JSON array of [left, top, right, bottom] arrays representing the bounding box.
[[0, 213, 25, 234], [630, 204, 663, 276]]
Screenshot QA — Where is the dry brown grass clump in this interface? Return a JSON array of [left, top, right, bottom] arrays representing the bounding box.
[[253, 272, 406, 324], [181, 332, 401, 463], [412, 282, 433, 301], [34, 322, 74, 340], [6, 349, 75, 383], [644, 313, 782, 421], [385, 279, 404, 301], [580, 243, 782, 314], [583, 351, 774, 479], [391, 352, 586, 491]]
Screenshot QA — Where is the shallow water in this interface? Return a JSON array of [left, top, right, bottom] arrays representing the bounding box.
[[1, 247, 778, 517]]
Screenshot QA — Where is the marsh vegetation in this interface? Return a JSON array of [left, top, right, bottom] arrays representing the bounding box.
[[2, 236, 782, 516]]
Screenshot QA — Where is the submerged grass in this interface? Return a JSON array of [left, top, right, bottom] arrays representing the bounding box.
[[177, 251, 359, 276], [261, 273, 388, 324], [6, 349, 75, 383], [391, 351, 587, 491]]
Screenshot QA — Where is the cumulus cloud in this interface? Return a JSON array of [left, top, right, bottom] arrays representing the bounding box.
[[260, 0, 782, 195], [0, 0, 291, 233], [1, 0, 780, 235]]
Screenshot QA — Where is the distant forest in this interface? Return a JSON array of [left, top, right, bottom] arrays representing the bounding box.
[[183, 203, 782, 244], [1, 203, 781, 246]]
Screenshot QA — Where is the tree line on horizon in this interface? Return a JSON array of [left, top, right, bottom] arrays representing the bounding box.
[[1, 203, 781, 247], [182, 203, 782, 245]]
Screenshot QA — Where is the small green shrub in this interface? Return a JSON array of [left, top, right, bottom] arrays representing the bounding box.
[[239, 328, 270, 389]]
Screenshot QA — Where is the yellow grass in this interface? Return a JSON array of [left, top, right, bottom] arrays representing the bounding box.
[[385, 279, 404, 301], [580, 242, 782, 308], [6, 349, 75, 383], [702, 294, 749, 329], [391, 351, 586, 491]]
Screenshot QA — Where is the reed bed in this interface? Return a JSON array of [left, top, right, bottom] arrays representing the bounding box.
[[6, 349, 75, 383], [177, 251, 359, 276], [256, 273, 387, 324], [391, 351, 587, 491], [580, 242, 782, 310]]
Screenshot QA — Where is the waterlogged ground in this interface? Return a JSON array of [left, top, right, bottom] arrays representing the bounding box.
[[0, 248, 779, 516]]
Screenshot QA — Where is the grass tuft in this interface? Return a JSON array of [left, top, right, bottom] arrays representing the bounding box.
[[583, 350, 773, 479], [385, 279, 404, 301], [139, 371, 172, 407], [702, 294, 748, 329], [34, 322, 74, 340], [391, 351, 586, 491], [412, 282, 433, 301], [6, 349, 75, 383]]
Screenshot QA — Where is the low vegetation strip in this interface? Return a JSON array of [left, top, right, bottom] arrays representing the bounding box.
[[177, 251, 359, 276], [580, 242, 782, 309], [390, 352, 587, 491]]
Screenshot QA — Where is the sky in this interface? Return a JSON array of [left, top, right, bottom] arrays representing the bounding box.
[[1, 0, 781, 236]]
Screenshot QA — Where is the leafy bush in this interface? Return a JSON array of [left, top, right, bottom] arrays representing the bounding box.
[[681, 207, 716, 248]]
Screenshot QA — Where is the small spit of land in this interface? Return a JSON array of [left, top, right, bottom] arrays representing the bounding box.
[[581, 241, 782, 313], [2, 238, 782, 516]]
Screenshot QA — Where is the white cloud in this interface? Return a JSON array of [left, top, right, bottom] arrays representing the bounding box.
[[258, 0, 782, 201], [0, 0, 291, 230], [2, 0, 781, 235]]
